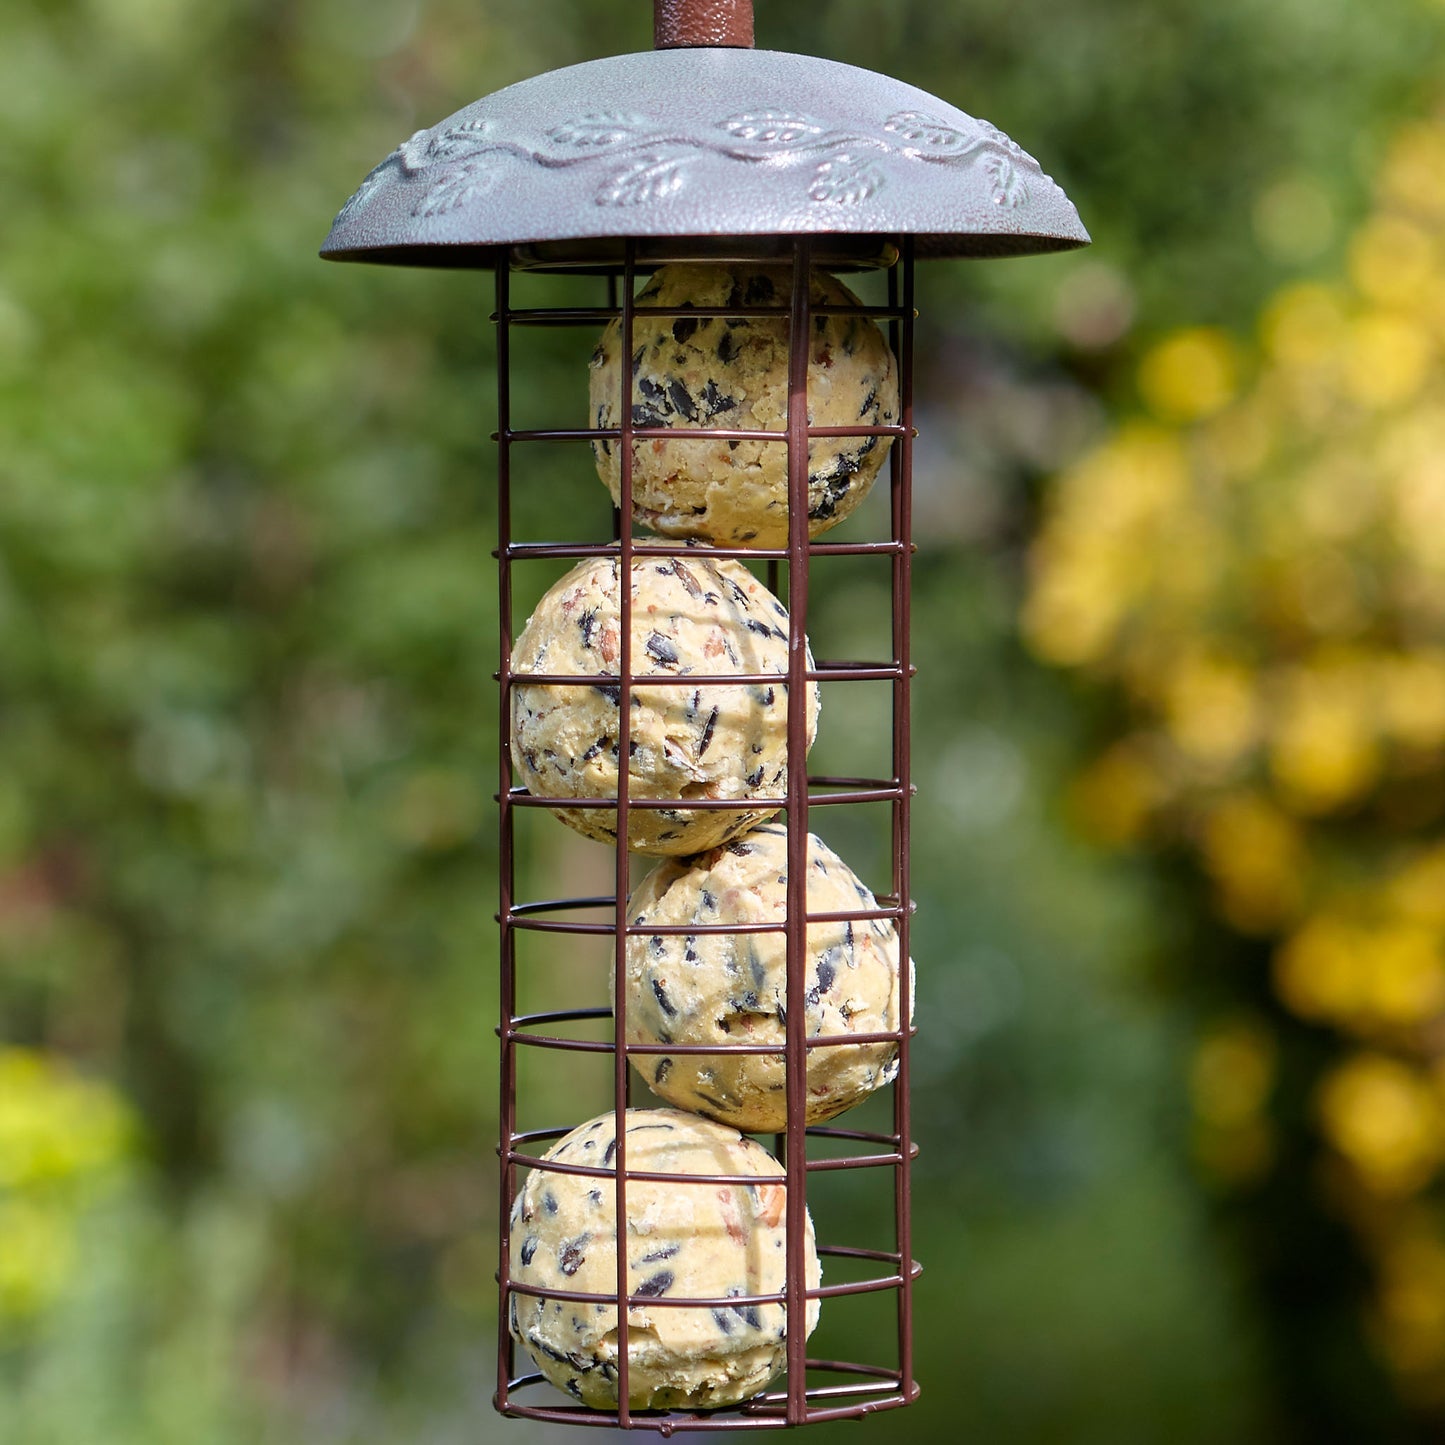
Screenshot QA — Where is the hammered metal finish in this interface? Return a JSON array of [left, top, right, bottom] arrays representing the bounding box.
[[320, 49, 1088, 266]]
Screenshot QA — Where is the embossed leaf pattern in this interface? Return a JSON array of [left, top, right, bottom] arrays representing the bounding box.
[[980, 120, 1040, 169], [334, 167, 388, 223], [599, 153, 688, 207], [982, 154, 1028, 209], [882, 110, 975, 154], [719, 111, 824, 144], [333, 99, 1052, 230], [414, 161, 501, 218], [548, 113, 651, 147], [429, 119, 494, 161], [809, 155, 884, 206]]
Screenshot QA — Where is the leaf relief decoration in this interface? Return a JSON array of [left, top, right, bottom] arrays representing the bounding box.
[[414, 159, 503, 218], [882, 110, 979, 156], [548, 113, 651, 148], [981, 153, 1028, 209], [979, 120, 1040, 170], [719, 111, 824, 144], [331, 97, 1051, 226], [427, 119, 495, 162], [333, 165, 389, 224], [600, 152, 689, 207], [809, 154, 884, 206]]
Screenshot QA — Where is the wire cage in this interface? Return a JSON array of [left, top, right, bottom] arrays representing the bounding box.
[[320, 0, 1087, 1431], [495, 234, 917, 1428]]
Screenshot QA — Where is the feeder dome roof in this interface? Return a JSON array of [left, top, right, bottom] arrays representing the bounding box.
[[320, 47, 1088, 268]]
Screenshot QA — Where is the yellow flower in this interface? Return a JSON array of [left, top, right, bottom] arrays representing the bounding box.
[[1344, 313, 1434, 410], [1200, 794, 1305, 934], [1020, 539, 1133, 667], [1318, 1053, 1443, 1196], [0, 1049, 136, 1325], [0, 1049, 133, 1190], [1192, 1018, 1276, 1126], [1190, 1017, 1277, 1185], [1390, 847, 1445, 927], [1138, 327, 1241, 422], [1366, 923, 1445, 1027], [1066, 740, 1166, 847], [1275, 916, 1370, 1022], [0, 1199, 76, 1322], [1390, 435, 1445, 568], [1260, 282, 1351, 370], [1268, 663, 1380, 814], [1349, 216, 1437, 310], [1023, 424, 1197, 666], [1376, 1228, 1445, 1381], [1275, 916, 1444, 1029], [1161, 654, 1259, 768], [1381, 119, 1445, 224], [1379, 653, 1445, 751]]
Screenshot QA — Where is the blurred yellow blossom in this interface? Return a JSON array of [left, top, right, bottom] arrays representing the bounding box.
[[1066, 740, 1167, 847], [1191, 1017, 1276, 1185], [1161, 653, 1259, 768], [1192, 1017, 1276, 1126], [1138, 327, 1241, 422], [1028, 99, 1445, 1403], [1318, 1054, 1442, 1197], [1275, 916, 1371, 1023], [0, 1047, 133, 1189], [1268, 663, 1380, 813], [1276, 914, 1445, 1030], [0, 1048, 135, 1326], [1023, 423, 1198, 666], [1200, 794, 1306, 933], [1350, 216, 1437, 310], [1021, 539, 1134, 668], [1381, 120, 1445, 223], [1365, 925, 1445, 1027], [1198, 394, 1274, 480], [1391, 848, 1445, 926], [1379, 653, 1445, 751], [0, 1199, 76, 1321], [1260, 282, 1351, 370], [1345, 314, 1434, 410], [1376, 1227, 1445, 1387]]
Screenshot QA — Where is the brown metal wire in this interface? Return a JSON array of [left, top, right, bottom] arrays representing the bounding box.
[[493, 235, 920, 1428]]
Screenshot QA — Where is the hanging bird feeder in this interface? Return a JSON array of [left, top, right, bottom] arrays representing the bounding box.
[[321, 0, 1087, 1429]]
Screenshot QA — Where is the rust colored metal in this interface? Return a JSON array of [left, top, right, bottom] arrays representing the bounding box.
[[493, 238, 920, 1428], [654, 0, 754, 49]]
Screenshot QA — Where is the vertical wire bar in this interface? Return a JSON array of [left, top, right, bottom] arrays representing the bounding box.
[[612, 241, 638, 1426], [494, 252, 519, 1412], [890, 237, 918, 1402], [783, 236, 814, 1426], [608, 273, 624, 545], [607, 264, 636, 1115]]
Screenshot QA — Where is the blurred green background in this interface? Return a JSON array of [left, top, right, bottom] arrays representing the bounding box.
[[6, 1, 1445, 1441]]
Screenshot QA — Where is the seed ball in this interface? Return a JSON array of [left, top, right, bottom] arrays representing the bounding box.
[[508, 1108, 820, 1411], [509, 549, 820, 855], [590, 263, 899, 548], [619, 824, 912, 1133]]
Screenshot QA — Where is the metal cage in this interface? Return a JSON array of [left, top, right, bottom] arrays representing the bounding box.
[[495, 234, 917, 1427]]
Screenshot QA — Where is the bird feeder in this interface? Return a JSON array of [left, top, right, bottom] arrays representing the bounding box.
[[321, 0, 1087, 1429]]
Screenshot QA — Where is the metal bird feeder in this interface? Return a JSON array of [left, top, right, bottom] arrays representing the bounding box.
[[321, 0, 1087, 1429]]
